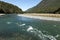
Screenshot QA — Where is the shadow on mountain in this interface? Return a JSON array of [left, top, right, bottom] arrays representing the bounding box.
[[0, 9, 5, 13]]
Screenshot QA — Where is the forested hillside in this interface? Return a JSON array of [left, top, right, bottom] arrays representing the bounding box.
[[26, 0, 60, 13], [0, 1, 23, 13]]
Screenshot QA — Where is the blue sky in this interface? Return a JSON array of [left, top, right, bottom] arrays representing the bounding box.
[[1, 0, 42, 11]]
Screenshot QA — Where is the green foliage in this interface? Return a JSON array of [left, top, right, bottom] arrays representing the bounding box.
[[0, 1, 23, 13], [26, 0, 60, 14]]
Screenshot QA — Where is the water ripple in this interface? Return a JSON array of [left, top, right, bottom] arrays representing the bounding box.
[[27, 26, 57, 40]]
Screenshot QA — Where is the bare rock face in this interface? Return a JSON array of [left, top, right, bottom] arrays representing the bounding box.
[[0, 1, 23, 13], [26, 0, 60, 13]]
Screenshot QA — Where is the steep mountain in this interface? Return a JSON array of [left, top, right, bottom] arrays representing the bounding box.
[[26, 0, 60, 13], [0, 1, 23, 13]]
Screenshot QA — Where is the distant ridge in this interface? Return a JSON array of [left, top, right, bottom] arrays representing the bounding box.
[[0, 1, 23, 13], [26, 0, 60, 13]]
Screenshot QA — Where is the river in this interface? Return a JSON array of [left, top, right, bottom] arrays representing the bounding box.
[[0, 14, 60, 40]]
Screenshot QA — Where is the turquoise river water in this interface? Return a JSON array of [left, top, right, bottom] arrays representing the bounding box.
[[0, 14, 60, 40]]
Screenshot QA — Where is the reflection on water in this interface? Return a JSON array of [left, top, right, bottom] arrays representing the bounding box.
[[0, 14, 60, 40]]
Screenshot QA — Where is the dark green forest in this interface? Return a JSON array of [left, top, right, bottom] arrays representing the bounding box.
[[0, 1, 23, 13]]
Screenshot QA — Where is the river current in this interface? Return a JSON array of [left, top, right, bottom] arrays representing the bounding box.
[[0, 14, 60, 40]]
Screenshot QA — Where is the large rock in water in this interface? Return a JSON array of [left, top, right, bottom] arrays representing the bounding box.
[[0, 1, 22, 13], [26, 0, 60, 13]]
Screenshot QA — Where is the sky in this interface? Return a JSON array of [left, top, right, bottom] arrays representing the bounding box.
[[1, 0, 42, 11]]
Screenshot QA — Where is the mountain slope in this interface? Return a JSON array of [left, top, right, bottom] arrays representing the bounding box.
[[26, 0, 60, 13], [0, 1, 23, 13]]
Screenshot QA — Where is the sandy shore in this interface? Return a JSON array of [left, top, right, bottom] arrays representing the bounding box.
[[18, 14, 60, 21]]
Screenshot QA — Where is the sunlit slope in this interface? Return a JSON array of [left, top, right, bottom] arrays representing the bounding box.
[[0, 1, 23, 13], [26, 0, 60, 13]]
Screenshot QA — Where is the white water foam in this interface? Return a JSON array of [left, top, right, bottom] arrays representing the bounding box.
[[6, 22, 12, 24], [55, 34, 60, 38], [27, 26, 57, 40], [27, 26, 33, 32], [16, 23, 26, 26], [19, 24, 26, 26]]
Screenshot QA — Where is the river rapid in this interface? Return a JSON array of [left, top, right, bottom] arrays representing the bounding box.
[[0, 14, 60, 40]]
